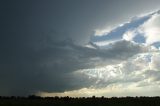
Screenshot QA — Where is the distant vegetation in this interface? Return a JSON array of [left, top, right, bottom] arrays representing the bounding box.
[[0, 95, 160, 106]]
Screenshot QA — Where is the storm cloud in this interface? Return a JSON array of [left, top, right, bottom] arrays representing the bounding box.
[[1, 0, 160, 96]]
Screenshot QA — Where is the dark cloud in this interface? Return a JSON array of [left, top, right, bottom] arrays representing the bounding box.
[[1, 0, 160, 96], [0, 32, 150, 96]]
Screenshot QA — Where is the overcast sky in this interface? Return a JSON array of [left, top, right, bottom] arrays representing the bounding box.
[[0, 0, 160, 97]]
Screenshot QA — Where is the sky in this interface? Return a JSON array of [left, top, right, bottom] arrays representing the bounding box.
[[0, 0, 160, 97]]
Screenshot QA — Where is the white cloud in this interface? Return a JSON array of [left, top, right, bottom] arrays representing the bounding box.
[[71, 51, 160, 91], [94, 21, 130, 37], [93, 40, 119, 47], [140, 13, 160, 45], [123, 30, 137, 41], [93, 10, 160, 49], [149, 53, 160, 71], [94, 27, 112, 36], [75, 53, 150, 85]]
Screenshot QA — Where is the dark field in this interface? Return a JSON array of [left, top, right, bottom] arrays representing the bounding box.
[[0, 96, 160, 106]]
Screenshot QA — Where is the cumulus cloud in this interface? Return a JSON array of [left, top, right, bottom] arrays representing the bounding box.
[[72, 51, 159, 87], [149, 53, 160, 71], [35, 9, 160, 97], [0, 34, 154, 96], [37, 42, 160, 97], [140, 13, 160, 45], [123, 30, 137, 41]]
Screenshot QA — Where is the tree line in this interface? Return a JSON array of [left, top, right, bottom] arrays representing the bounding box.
[[0, 95, 160, 106]]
